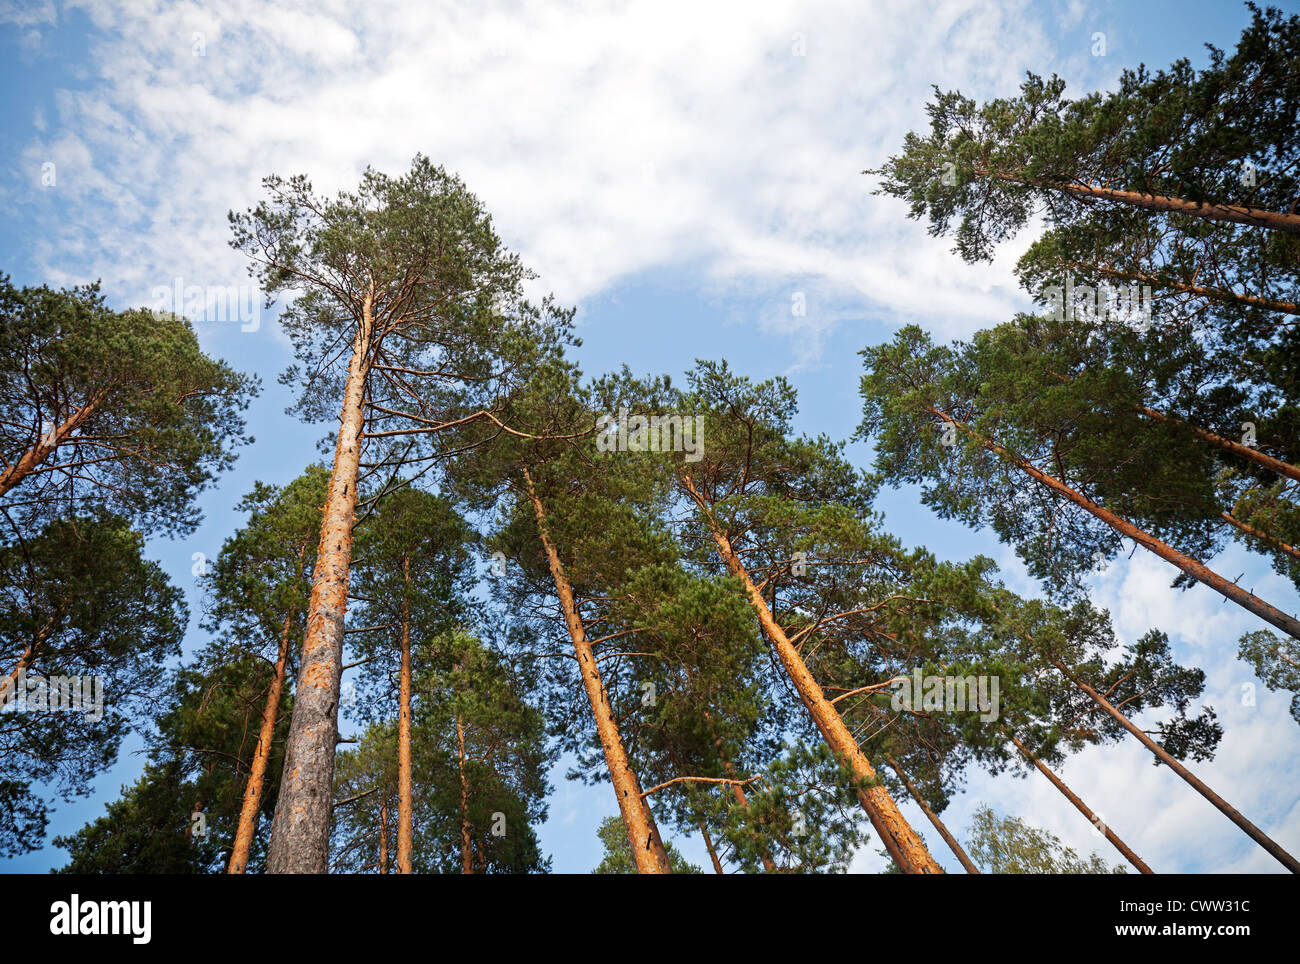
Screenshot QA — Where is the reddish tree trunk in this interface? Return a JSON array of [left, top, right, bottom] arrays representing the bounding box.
[[1007, 730, 1153, 873], [396, 556, 413, 875], [457, 711, 474, 874], [0, 395, 105, 496], [885, 755, 980, 874], [981, 169, 1300, 234], [683, 476, 943, 874], [228, 557, 302, 873], [928, 406, 1300, 640], [523, 468, 672, 874], [1058, 662, 1300, 874]]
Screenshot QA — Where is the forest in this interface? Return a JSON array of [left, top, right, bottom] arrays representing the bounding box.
[[1, 3, 1297, 876]]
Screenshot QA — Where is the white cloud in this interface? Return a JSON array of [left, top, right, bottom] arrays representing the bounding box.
[[6, 0, 1079, 352]]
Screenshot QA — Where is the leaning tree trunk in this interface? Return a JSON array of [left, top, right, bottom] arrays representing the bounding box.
[[1060, 260, 1299, 318], [396, 556, 414, 875], [682, 476, 942, 874], [698, 822, 725, 874], [267, 298, 372, 874], [885, 755, 980, 874], [1057, 662, 1300, 874], [979, 169, 1300, 235], [0, 394, 105, 497], [523, 467, 672, 874], [1006, 729, 1153, 874], [1221, 512, 1300, 563], [228, 566, 302, 873], [928, 406, 1300, 640], [1133, 405, 1300, 483]]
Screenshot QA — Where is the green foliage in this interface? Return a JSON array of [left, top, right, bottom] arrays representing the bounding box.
[[0, 274, 256, 536], [966, 804, 1126, 874], [1239, 630, 1300, 724], [331, 633, 553, 874], [592, 816, 700, 874], [0, 514, 185, 857]]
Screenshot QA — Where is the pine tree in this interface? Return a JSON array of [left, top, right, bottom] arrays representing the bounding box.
[[230, 155, 573, 872], [0, 275, 255, 536], [0, 514, 185, 856]]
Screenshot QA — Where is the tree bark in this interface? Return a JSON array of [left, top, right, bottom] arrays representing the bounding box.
[[267, 295, 372, 874], [1133, 405, 1300, 483], [457, 711, 474, 874], [1006, 730, 1153, 873], [1221, 511, 1300, 563], [0, 394, 105, 497], [928, 406, 1300, 640], [228, 554, 303, 874], [522, 467, 672, 874], [1059, 663, 1300, 874], [378, 802, 388, 875], [1059, 260, 1299, 317], [396, 556, 413, 875], [885, 755, 980, 874], [698, 822, 725, 874], [980, 169, 1300, 234], [682, 475, 943, 874]]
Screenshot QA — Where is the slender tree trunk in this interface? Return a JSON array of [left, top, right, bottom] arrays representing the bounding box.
[[1060, 260, 1299, 317], [1058, 662, 1300, 874], [457, 711, 474, 875], [1006, 730, 1153, 873], [228, 555, 303, 873], [378, 802, 388, 875], [0, 394, 104, 497], [522, 467, 672, 874], [701, 696, 777, 871], [928, 406, 1300, 640], [1133, 405, 1300, 483], [698, 822, 725, 874], [268, 296, 372, 874], [1221, 511, 1300, 563], [396, 556, 413, 875], [682, 476, 943, 874], [727, 767, 778, 873], [885, 755, 980, 874], [1045, 369, 1300, 482], [979, 169, 1300, 234], [1, 611, 59, 709]]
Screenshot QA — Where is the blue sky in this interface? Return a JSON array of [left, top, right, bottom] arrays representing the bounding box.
[[2, 0, 1298, 874]]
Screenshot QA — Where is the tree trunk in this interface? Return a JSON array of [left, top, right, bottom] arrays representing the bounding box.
[[0, 394, 104, 497], [980, 169, 1300, 234], [885, 755, 980, 874], [1006, 730, 1153, 873], [457, 711, 474, 875], [378, 802, 388, 875], [1058, 662, 1300, 874], [1, 611, 59, 709], [228, 556, 303, 874], [1221, 511, 1300, 563], [1133, 405, 1300, 483], [1059, 260, 1299, 317], [522, 467, 672, 874], [267, 296, 372, 874], [682, 475, 943, 875], [928, 406, 1300, 640], [396, 556, 413, 875], [698, 822, 725, 874]]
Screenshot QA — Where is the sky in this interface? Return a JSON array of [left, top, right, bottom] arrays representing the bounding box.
[[2, 0, 1298, 874]]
